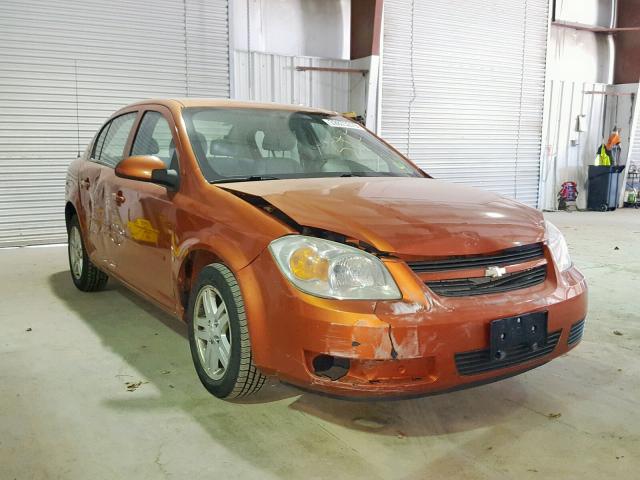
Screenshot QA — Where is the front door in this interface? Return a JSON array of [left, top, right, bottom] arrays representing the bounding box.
[[106, 108, 179, 310]]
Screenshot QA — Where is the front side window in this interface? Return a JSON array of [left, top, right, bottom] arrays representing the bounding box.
[[97, 113, 137, 167], [131, 111, 178, 170], [181, 108, 424, 183]]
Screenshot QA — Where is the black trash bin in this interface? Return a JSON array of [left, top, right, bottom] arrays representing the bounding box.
[[587, 165, 626, 212]]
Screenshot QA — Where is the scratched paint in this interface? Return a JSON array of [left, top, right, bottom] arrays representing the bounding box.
[[128, 218, 159, 244], [65, 99, 589, 399]]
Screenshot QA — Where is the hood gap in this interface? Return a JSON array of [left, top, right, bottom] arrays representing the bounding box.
[[220, 187, 391, 257]]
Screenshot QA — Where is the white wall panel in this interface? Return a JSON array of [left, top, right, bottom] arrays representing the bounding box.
[[234, 50, 351, 113], [0, 0, 229, 246], [616, 83, 640, 206], [381, 0, 549, 207], [539, 81, 639, 209], [232, 0, 351, 60], [540, 81, 607, 210]]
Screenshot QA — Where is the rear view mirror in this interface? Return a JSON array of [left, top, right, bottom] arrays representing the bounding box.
[[115, 155, 179, 190]]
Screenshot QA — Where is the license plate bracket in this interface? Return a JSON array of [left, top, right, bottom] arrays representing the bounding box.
[[490, 311, 548, 362]]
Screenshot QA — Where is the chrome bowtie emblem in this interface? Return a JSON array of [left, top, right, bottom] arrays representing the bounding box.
[[485, 266, 507, 278]]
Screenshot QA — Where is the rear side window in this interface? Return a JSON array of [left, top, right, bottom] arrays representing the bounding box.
[[92, 124, 110, 160], [96, 113, 137, 167], [131, 111, 178, 170]]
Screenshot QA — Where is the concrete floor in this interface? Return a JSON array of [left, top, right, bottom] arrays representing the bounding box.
[[1, 210, 639, 479]]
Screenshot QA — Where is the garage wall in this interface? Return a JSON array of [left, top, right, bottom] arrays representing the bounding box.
[[615, 0, 640, 84], [540, 81, 608, 210], [380, 0, 549, 207], [0, 0, 229, 247], [539, 81, 640, 210], [613, 83, 640, 205], [232, 0, 351, 60], [233, 51, 354, 112], [549, 0, 615, 85]]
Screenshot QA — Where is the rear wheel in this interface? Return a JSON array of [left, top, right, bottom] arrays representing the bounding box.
[[188, 263, 265, 399], [67, 215, 109, 292]]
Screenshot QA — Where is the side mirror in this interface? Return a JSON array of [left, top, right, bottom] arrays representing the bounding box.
[[115, 155, 179, 190]]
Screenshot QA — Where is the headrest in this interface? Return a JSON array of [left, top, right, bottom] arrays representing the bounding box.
[[210, 139, 243, 157], [261, 126, 296, 152], [191, 130, 207, 151]]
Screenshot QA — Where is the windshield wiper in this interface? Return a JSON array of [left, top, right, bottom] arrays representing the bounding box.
[[210, 175, 281, 184], [338, 172, 406, 178]]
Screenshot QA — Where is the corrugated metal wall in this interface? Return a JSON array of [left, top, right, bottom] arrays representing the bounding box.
[[0, 0, 229, 246], [626, 98, 640, 170], [620, 84, 640, 203], [540, 81, 607, 210], [233, 51, 352, 112], [381, 0, 549, 207], [540, 82, 640, 209]]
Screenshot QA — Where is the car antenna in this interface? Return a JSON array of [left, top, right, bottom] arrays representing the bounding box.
[[74, 59, 81, 158]]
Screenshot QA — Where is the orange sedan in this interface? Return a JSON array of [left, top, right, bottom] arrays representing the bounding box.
[[65, 99, 587, 399]]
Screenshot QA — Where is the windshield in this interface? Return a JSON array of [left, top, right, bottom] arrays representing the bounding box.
[[181, 108, 424, 183]]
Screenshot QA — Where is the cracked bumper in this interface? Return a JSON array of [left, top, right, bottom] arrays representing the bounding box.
[[238, 251, 588, 399]]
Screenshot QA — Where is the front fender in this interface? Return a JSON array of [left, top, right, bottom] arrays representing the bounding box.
[[169, 180, 303, 318]]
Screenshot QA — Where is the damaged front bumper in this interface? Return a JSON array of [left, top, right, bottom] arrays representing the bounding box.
[[237, 249, 588, 399]]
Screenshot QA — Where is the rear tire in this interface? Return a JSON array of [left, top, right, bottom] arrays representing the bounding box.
[[67, 215, 109, 292], [188, 263, 265, 399]]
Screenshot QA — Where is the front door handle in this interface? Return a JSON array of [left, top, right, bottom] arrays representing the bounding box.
[[113, 191, 126, 206], [80, 178, 90, 189]]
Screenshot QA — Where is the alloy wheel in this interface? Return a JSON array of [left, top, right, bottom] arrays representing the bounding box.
[[193, 286, 232, 380], [69, 226, 84, 280]]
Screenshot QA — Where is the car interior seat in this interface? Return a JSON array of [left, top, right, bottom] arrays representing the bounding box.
[[209, 139, 256, 177], [259, 126, 300, 174]]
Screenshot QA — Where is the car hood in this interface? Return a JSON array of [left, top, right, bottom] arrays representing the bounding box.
[[220, 177, 545, 257]]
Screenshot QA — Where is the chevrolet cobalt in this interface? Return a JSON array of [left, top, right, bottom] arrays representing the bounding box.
[[65, 99, 587, 399]]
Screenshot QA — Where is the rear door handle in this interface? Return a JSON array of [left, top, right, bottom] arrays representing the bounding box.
[[80, 178, 90, 189], [113, 191, 126, 206]]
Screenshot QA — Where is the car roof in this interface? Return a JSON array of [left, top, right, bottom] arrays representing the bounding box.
[[126, 98, 338, 115]]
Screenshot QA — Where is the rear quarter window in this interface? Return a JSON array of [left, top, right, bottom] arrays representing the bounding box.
[[91, 123, 110, 160]]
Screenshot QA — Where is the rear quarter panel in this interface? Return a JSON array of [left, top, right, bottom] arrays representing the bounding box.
[[65, 153, 86, 230]]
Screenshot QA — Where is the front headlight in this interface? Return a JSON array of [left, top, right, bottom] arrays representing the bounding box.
[[269, 235, 402, 300], [545, 221, 572, 272]]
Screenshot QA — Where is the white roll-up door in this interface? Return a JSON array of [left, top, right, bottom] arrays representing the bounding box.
[[381, 0, 549, 207], [0, 0, 229, 246], [624, 85, 640, 168]]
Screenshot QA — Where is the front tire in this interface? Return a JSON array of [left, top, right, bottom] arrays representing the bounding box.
[[67, 215, 109, 292], [188, 263, 265, 399]]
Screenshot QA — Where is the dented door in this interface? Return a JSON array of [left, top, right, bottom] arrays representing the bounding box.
[[77, 161, 114, 268], [105, 107, 179, 310], [106, 177, 177, 309]]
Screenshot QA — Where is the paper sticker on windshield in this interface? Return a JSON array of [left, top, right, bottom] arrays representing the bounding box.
[[323, 118, 364, 130]]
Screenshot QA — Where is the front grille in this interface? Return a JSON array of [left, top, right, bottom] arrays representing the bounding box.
[[568, 318, 586, 345], [455, 330, 561, 376], [426, 265, 547, 297], [408, 243, 544, 273]]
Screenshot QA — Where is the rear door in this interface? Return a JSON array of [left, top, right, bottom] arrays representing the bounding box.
[[77, 123, 109, 262], [78, 112, 137, 269]]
